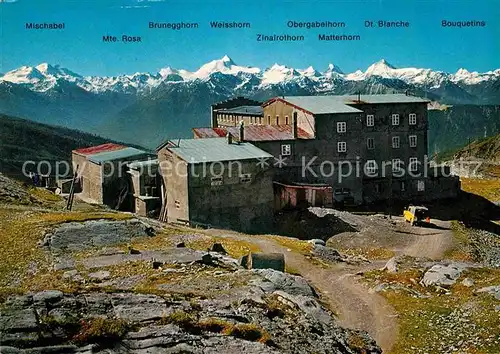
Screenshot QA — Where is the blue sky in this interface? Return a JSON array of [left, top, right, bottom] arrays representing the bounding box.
[[0, 0, 498, 76]]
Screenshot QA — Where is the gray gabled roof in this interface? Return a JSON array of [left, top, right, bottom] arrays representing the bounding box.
[[88, 147, 151, 164], [165, 138, 273, 164], [282, 96, 363, 114], [280, 94, 429, 115]]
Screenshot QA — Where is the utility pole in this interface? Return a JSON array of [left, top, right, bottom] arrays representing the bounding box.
[[66, 165, 78, 211], [388, 125, 393, 219]]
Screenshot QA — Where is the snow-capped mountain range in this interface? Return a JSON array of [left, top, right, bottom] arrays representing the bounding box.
[[2, 55, 499, 95], [0, 55, 499, 148]]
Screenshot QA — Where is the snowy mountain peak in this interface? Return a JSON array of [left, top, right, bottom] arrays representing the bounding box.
[[325, 63, 344, 75], [376, 59, 395, 68], [221, 55, 233, 63], [192, 55, 260, 78], [34, 63, 82, 79], [301, 66, 322, 78], [456, 68, 470, 75], [366, 59, 397, 76], [35, 63, 52, 73], [159, 66, 178, 77], [1, 65, 45, 84], [2, 57, 499, 98]]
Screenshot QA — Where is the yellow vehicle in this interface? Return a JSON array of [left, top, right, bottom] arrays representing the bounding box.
[[403, 205, 430, 226]]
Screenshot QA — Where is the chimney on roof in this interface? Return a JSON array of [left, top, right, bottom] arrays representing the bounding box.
[[292, 112, 298, 139], [357, 91, 361, 102], [239, 121, 244, 142], [226, 132, 233, 144]]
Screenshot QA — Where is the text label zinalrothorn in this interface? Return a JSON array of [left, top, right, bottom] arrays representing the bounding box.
[[257, 34, 305, 42]]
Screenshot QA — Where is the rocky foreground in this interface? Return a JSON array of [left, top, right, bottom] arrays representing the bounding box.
[[0, 268, 379, 354], [0, 206, 381, 354]]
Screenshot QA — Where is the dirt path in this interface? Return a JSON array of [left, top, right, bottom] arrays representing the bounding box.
[[400, 219, 454, 260], [209, 217, 454, 353], [255, 238, 398, 353], [208, 229, 399, 353]]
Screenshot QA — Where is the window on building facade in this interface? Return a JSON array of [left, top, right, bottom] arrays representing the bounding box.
[[285, 116, 289, 125], [337, 141, 347, 153], [409, 135, 417, 147], [267, 115, 271, 124], [409, 113, 417, 125], [367, 137, 374, 149], [366, 160, 377, 175], [366, 114, 374, 126], [392, 158, 403, 172], [417, 180, 425, 191], [337, 121, 347, 133], [210, 176, 223, 186], [175, 200, 181, 209], [409, 157, 418, 172], [276, 116, 279, 125], [392, 114, 400, 126], [392, 136, 400, 148], [240, 173, 252, 183], [281, 144, 291, 156]]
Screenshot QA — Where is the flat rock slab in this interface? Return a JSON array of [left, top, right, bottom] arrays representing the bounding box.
[[251, 269, 316, 297], [79, 249, 208, 269], [88, 270, 111, 281], [111, 293, 168, 322], [98, 275, 145, 290], [476, 285, 500, 300], [43, 219, 154, 252]]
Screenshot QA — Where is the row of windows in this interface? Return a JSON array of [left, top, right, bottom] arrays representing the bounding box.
[[280, 136, 417, 157], [266, 114, 291, 125], [339, 135, 417, 153], [366, 157, 421, 173], [219, 115, 264, 125], [366, 135, 418, 149], [374, 180, 425, 193], [368, 113, 417, 126], [337, 113, 418, 132]]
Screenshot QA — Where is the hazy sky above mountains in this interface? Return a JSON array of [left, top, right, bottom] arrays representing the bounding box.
[[1, 0, 498, 76]]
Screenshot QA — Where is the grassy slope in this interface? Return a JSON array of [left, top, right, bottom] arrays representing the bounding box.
[[428, 105, 500, 157], [0, 113, 131, 176]]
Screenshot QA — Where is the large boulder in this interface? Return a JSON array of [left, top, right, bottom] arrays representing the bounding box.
[[381, 257, 398, 273], [311, 245, 343, 263], [421, 264, 466, 287]]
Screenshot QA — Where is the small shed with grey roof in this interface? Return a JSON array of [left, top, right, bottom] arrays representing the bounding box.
[[157, 137, 275, 233], [127, 159, 162, 217], [72, 143, 154, 209]]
